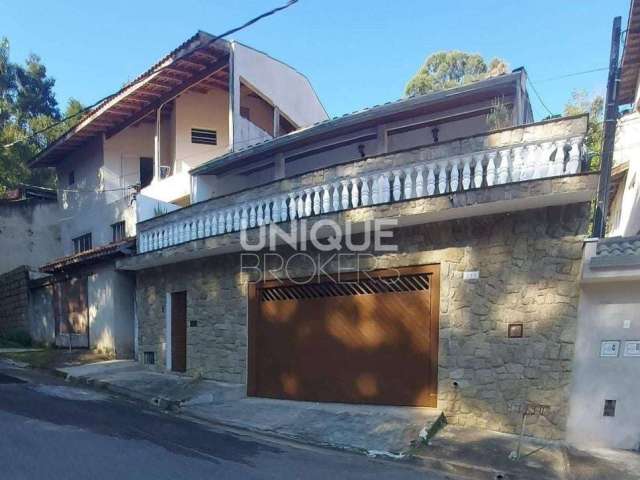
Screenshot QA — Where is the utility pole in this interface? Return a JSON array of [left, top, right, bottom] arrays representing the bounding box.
[[593, 16, 622, 238]]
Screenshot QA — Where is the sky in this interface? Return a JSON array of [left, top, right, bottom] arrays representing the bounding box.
[[0, 0, 631, 121]]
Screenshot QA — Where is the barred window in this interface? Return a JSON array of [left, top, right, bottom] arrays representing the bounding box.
[[72, 233, 92, 254], [112, 221, 126, 242]]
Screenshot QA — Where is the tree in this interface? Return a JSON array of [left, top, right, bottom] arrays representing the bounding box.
[[405, 51, 508, 96], [564, 90, 604, 170], [0, 37, 81, 193]]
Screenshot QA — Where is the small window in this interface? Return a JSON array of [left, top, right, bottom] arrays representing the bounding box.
[[191, 128, 217, 145], [72, 233, 92, 254], [112, 221, 126, 242], [68, 171, 75, 186], [603, 399, 616, 417], [143, 351, 155, 365], [139, 157, 153, 189]]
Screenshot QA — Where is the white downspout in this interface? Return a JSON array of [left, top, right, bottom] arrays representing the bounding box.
[[153, 100, 172, 183]]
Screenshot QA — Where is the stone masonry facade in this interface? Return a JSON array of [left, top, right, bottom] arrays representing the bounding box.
[[0, 265, 30, 335], [137, 202, 590, 440]]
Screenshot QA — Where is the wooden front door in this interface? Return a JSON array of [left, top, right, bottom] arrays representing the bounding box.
[[171, 291, 187, 373], [248, 265, 440, 407], [54, 277, 89, 348]]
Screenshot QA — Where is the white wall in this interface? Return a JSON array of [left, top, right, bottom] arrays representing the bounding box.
[[57, 125, 157, 254], [232, 42, 328, 138], [567, 279, 640, 450], [174, 88, 230, 172], [609, 112, 640, 237], [136, 193, 181, 223], [103, 122, 155, 204], [0, 200, 62, 273], [87, 263, 135, 358]]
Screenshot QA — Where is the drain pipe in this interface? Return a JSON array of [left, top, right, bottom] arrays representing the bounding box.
[[153, 99, 171, 184]]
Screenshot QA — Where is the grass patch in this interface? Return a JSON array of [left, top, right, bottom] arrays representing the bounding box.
[[0, 338, 24, 348], [0, 348, 112, 370]]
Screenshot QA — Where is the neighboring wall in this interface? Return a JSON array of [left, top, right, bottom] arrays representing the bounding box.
[[609, 111, 640, 237], [58, 134, 140, 254], [0, 266, 29, 334], [0, 199, 62, 274], [137, 203, 590, 440], [28, 278, 55, 345], [566, 239, 640, 450], [87, 263, 136, 357], [567, 281, 640, 450]]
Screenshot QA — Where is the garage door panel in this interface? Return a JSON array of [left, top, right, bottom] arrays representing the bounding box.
[[250, 267, 438, 407]]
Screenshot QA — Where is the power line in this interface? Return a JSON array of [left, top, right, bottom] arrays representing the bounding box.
[[526, 76, 555, 117], [536, 67, 609, 84], [3, 0, 299, 149]]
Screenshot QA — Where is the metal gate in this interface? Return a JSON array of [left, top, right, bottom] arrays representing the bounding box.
[[248, 265, 439, 407], [54, 276, 89, 348]]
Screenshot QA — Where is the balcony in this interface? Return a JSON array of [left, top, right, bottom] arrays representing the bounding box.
[[123, 115, 597, 268]]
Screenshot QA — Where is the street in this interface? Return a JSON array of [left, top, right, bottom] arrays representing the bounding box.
[[0, 362, 442, 480]]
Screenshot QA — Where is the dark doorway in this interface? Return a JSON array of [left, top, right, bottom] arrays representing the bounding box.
[[171, 291, 187, 373], [139, 157, 154, 189]]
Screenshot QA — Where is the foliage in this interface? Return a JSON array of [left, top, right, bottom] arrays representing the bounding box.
[[405, 51, 508, 96], [486, 96, 513, 130], [564, 89, 604, 170], [0, 37, 83, 193]]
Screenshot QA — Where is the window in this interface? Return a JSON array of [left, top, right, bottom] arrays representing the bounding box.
[[68, 171, 75, 186], [603, 399, 616, 417], [143, 351, 155, 365], [139, 157, 153, 189], [112, 221, 126, 242], [72, 233, 92, 254], [191, 128, 217, 145]]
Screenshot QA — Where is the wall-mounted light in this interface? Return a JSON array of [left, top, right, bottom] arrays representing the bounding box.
[[508, 323, 523, 338]]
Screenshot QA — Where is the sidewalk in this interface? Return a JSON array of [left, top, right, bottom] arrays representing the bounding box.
[[58, 360, 443, 456], [58, 360, 640, 479]]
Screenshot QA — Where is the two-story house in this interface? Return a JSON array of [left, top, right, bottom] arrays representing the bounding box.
[[30, 31, 328, 356], [118, 67, 600, 441]]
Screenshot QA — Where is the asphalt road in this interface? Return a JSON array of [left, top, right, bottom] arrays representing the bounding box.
[[0, 362, 444, 480]]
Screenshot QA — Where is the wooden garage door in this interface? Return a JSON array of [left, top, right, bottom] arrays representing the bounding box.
[[248, 266, 439, 407]]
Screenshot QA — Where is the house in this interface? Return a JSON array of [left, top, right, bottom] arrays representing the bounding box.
[[118, 68, 599, 440], [29, 31, 328, 356], [566, 0, 640, 450]]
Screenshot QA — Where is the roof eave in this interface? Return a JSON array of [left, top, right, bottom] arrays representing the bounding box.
[[191, 71, 524, 176]]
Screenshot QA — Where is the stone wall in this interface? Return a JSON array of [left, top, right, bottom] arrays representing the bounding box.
[[137, 202, 590, 439], [0, 266, 30, 334]]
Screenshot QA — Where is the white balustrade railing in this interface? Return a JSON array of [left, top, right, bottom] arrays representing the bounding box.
[[138, 135, 584, 253]]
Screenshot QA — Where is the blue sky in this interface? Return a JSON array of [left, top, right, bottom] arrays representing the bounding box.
[[1, 0, 630, 120]]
